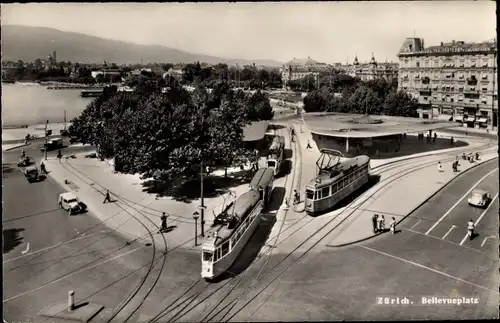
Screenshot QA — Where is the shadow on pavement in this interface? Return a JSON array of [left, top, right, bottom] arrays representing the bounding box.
[[315, 135, 469, 159], [2, 228, 25, 254], [309, 174, 381, 217], [142, 170, 255, 203], [3, 208, 61, 223], [2, 163, 16, 176], [269, 124, 287, 131], [280, 159, 292, 177], [207, 187, 284, 282], [211, 212, 277, 283]]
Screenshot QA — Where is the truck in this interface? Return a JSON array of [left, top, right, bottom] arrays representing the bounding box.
[[40, 137, 64, 151]]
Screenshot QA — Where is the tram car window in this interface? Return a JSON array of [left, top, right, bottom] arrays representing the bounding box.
[[305, 155, 370, 215]]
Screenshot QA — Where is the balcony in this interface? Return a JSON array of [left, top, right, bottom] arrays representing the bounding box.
[[419, 88, 431, 95]]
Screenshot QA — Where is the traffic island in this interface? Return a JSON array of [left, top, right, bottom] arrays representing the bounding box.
[[39, 301, 104, 322]]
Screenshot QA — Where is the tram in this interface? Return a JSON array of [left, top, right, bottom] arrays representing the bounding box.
[[266, 135, 285, 176], [305, 150, 370, 215], [201, 168, 274, 280]]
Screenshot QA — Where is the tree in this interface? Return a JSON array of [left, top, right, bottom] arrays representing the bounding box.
[[382, 90, 419, 117], [346, 86, 383, 115], [245, 90, 274, 121]]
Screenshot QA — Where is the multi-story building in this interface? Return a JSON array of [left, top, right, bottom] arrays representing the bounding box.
[[397, 38, 497, 129], [280, 57, 331, 89], [339, 54, 399, 82]]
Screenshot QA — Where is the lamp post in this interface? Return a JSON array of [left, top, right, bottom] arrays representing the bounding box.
[[44, 119, 49, 160], [193, 211, 199, 247]]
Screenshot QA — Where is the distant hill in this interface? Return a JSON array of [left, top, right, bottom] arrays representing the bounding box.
[[1, 25, 283, 67]]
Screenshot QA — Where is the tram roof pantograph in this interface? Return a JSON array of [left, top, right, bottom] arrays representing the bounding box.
[[307, 155, 370, 188]]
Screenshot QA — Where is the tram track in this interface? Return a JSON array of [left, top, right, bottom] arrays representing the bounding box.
[[147, 131, 496, 322], [257, 141, 496, 253], [204, 143, 497, 322], [146, 126, 300, 323], [58, 158, 169, 322]]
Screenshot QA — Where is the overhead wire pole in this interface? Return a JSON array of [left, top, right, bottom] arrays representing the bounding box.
[[44, 119, 48, 160]]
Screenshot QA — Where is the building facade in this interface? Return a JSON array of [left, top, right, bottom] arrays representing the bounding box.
[[397, 38, 497, 129], [338, 54, 399, 82], [280, 57, 331, 89]]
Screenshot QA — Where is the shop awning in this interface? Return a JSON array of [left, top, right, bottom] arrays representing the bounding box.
[[455, 115, 463, 122], [464, 116, 476, 122], [477, 118, 488, 123]]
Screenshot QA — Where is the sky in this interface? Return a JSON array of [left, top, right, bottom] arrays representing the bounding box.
[[1, 2, 496, 64]]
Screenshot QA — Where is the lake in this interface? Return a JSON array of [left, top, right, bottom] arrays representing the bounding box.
[[1, 83, 93, 127]]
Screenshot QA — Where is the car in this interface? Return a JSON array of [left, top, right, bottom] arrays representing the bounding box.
[[58, 192, 87, 215], [24, 166, 39, 183], [468, 189, 491, 208]]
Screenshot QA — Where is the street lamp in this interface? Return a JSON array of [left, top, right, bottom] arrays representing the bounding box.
[[193, 211, 199, 247]]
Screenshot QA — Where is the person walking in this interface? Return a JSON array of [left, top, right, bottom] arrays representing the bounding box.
[[433, 132, 437, 143], [389, 217, 396, 234], [293, 189, 300, 205], [306, 140, 312, 149], [437, 161, 444, 173], [161, 212, 168, 232], [372, 214, 378, 233], [377, 214, 384, 232], [103, 189, 112, 203], [381, 215, 386, 231], [467, 219, 475, 240]]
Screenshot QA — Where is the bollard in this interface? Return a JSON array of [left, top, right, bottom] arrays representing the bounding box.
[[68, 290, 75, 311]]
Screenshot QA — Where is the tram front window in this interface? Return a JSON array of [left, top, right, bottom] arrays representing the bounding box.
[[267, 160, 276, 168], [203, 251, 213, 261], [306, 189, 314, 200]]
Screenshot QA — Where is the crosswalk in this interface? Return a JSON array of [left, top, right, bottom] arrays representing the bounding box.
[[401, 195, 498, 253]]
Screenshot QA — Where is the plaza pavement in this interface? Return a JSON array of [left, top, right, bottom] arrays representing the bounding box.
[[267, 119, 498, 251], [43, 118, 497, 257], [43, 147, 296, 253]]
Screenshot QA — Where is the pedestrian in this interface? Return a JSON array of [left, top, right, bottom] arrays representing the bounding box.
[[389, 217, 396, 234], [467, 219, 475, 240], [293, 189, 300, 204], [21, 149, 25, 158], [103, 189, 112, 203], [306, 140, 312, 149], [377, 214, 384, 232], [381, 215, 386, 231], [161, 212, 168, 232], [437, 161, 443, 172], [372, 214, 378, 233], [450, 137, 454, 146], [433, 132, 437, 143]]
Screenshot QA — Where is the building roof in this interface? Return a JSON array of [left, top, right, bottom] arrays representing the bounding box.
[[399, 38, 496, 56], [303, 112, 457, 138], [242, 121, 270, 142], [285, 57, 324, 66]]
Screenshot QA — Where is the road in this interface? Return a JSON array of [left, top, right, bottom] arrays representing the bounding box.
[[2, 141, 158, 322], [131, 157, 498, 322], [3, 138, 498, 321]]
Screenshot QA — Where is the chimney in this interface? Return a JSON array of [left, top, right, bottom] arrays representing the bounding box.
[[440, 42, 444, 47]]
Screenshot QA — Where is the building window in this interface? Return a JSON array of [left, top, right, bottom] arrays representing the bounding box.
[[416, 62, 420, 68]]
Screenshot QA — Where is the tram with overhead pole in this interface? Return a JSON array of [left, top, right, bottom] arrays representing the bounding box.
[[304, 149, 370, 215], [266, 135, 285, 176], [201, 168, 274, 280]]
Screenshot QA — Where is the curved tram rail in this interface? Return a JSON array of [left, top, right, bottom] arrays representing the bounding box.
[[146, 131, 496, 323], [59, 158, 169, 322]]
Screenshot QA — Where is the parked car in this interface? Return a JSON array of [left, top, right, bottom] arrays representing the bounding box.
[[58, 192, 87, 215], [17, 156, 32, 167], [468, 189, 491, 208], [24, 166, 39, 183]]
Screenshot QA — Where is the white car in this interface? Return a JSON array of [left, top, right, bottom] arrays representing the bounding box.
[[468, 189, 491, 208], [58, 192, 85, 215]]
